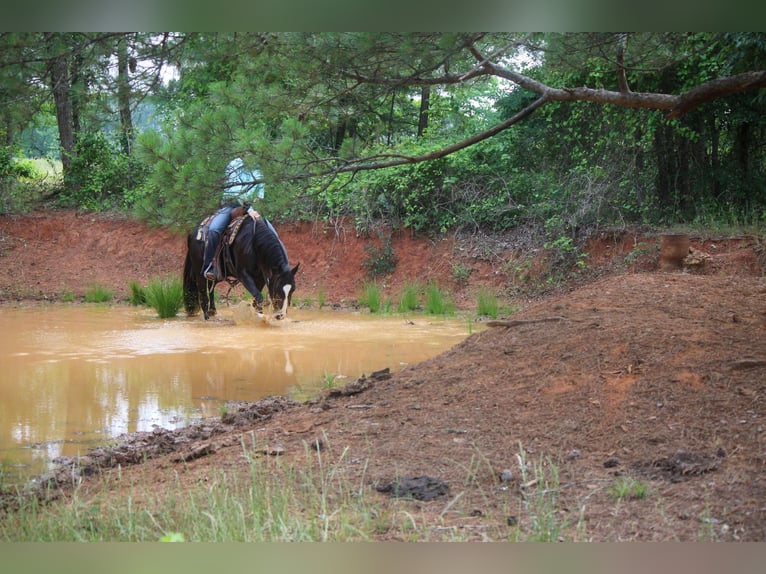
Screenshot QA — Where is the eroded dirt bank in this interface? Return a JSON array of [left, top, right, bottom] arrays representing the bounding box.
[[1, 210, 765, 541]]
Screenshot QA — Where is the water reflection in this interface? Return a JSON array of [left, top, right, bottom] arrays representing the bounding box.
[[0, 303, 475, 480]]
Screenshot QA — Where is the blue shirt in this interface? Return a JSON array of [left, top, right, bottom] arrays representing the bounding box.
[[223, 158, 265, 202]]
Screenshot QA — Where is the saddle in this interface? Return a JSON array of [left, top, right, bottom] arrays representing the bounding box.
[[196, 207, 262, 281]]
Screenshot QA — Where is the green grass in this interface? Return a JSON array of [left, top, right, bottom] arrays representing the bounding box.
[[0, 437, 381, 542], [316, 286, 326, 308], [397, 281, 421, 313], [128, 281, 146, 306], [359, 282, 383, 313], [0, 440, 629, 542], [144, 277, 184, 318], [609, 476, 651, 501], [60, 290, 75, 303], [476, 288, 499, 318], [424, 281, 455, 315], [84, 284, 113, 303]]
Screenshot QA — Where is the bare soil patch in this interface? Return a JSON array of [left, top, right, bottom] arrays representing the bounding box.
[[1, 210, 764, 540]]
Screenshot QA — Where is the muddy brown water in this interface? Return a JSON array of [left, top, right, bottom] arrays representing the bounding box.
[[0, 303, 477, 482]]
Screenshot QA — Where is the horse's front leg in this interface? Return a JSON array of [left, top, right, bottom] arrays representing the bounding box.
[[238, 269, 265, 316]]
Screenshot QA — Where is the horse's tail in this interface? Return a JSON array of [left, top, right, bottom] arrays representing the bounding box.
[[183, 238, 200, 316]]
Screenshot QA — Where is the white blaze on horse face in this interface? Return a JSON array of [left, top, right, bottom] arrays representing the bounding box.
[[279, 284, 292, 317]]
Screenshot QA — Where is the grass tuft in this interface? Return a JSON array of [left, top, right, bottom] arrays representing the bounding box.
[[359, 282, 383, 313], [128, 281, 147, 306], [424, 281, 455, 315], [84, 284, 113, 303], [397, 281, 421, 313], [144, 277, 184, 318], [476, 288, 499, 318]]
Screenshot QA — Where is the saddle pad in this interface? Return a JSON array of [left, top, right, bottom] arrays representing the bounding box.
[[227, 215, 250, 245], [195, 214, 215, 241]]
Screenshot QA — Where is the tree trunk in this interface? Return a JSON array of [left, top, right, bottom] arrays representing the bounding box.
[[417, 85, 430, 137], [117, 36, 134, 155], [49, 49, 76, 188]]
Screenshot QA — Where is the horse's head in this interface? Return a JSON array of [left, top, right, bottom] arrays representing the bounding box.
[[269, 263, 300, 319]]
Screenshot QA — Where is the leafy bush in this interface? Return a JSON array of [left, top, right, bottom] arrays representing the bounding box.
[[60, 132, 148, 211], [363, 235, 398, 278]]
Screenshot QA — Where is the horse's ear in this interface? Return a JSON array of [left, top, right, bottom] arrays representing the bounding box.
[[291, 263, 300, 276]]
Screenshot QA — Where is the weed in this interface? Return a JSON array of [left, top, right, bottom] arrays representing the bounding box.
[[452, 262, 472, 286], [60, 290, 75, 303], [84, 284, 113, 303], [317, 287, 326, 308], [359, 282, 383, 313], [322, 372, 338, 389], [128, 281, 146, 306], [515, 445, 569, 541], [610, 476, 651, 501], [424, 281, 455, 315], [476, 288, 499, 318], [144, 277, 184, 318], [397, 281, 421, 313]]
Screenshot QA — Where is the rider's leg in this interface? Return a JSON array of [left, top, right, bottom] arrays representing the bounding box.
[[202, 229, 221, 280]]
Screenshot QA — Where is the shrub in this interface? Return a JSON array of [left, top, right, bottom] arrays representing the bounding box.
[[363, 236, 398, 278]]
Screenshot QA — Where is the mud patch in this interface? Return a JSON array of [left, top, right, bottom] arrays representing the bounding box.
[[375, 476, 450, 501], [637, 449, 725, 483]]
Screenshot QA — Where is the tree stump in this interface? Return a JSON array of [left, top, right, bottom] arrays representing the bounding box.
[[659, 234, 690, 271]]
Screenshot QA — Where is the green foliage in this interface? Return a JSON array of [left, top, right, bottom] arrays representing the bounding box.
[[60, 132, 147, 211], [452, 263, 472, 286], [4, 32, 764, 236], [0, 146, 52, 213], [610, 477, 651, 501], [60, 290, 75, 302], [423, 281, 455, 315], [362, 236, 398, 278], [397, 281, 421, 313], [144, 277, 184, 318], [359, 282, 383, 313], [159, 532, 186, 542], [476, 288, 499, 318], [84, 284, 113, 303], [128, 281, 147, 306]]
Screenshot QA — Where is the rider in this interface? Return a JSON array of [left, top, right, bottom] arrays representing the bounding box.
[[202, 158, 265, 281]]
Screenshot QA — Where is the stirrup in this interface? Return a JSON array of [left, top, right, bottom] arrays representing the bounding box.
[[203, 264, 217, 281]]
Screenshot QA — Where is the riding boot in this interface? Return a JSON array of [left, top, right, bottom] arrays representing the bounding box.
[[202, 230, 222, 281]]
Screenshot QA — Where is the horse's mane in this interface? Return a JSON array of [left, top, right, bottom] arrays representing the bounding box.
[[240, 217, 290, 272]]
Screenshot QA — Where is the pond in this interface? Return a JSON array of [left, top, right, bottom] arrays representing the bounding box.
[[0, 303, 478, 482]]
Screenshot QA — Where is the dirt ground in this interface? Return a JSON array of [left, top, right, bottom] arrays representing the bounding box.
[[1, 210, 765, 541]]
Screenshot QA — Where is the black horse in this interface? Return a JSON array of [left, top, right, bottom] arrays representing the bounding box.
[[183, 213, 299, 320]]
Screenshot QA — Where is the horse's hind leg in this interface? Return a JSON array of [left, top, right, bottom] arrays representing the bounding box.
[[207, 282, 217, 317], [197, 277, 215, 320]]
